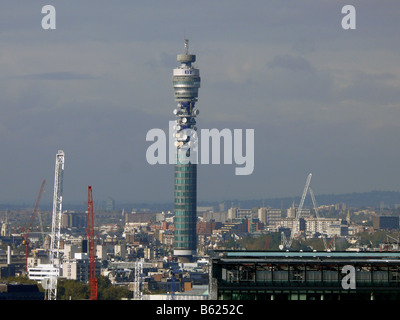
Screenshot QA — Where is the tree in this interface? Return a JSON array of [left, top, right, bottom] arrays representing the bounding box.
[[97, 275, 130, 300], [238, 233, 282, 250], [56, 276, 131, 300], [57, 279, 89, 300]]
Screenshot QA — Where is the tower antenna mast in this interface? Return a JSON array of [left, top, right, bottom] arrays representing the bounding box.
[[184, 38, 189, 55]]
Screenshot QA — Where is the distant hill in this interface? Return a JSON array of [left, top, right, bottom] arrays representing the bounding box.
[[116, 190, 400, 212], [2, 190, 400, 212], [202, 190, 400, 211]]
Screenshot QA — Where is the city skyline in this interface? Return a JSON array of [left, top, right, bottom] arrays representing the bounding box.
[[1, 1, 400, 206]]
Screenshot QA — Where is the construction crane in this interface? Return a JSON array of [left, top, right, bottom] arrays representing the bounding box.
[[37, 200, 46, 245], [21, 179, 46, 272], [263, 236, 270, 250], [328, 236, 336, 251], [46, 150, 65, 300], [87, 186, 98, 300], [383, 234, 400, 251], [133, 260, 143, 300], [279, 231, 289, 250], [309, 187, 328, 251], [280, 173, 312, 250], [170, 260, 177, 300]]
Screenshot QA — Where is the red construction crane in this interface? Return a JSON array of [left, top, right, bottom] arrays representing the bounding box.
[[263, 236, 270, 250], [87, 186, 97, 300], [21, 179, 46, 272], [327, 236, 336, 251]]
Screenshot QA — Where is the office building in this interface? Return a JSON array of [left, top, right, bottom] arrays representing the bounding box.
[[373, 216, 399, 230], [62, 253, 100, 282], [258, 208, 282, 226]]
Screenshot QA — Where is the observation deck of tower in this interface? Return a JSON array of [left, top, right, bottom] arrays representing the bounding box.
[[172, 39, 200, 261]]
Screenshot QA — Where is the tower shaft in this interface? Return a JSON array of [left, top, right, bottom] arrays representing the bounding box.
[[172, 40, 200, 261]]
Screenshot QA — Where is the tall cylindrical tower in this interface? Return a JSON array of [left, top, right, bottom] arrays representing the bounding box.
[[172, 39, 200, 261]]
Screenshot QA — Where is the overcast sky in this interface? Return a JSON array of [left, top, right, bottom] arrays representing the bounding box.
[[0, 1, 400, 207]]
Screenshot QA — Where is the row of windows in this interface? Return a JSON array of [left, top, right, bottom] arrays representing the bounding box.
[[175, 193, 195, 198], [175, 172, 196, 178], [174, 208, 196, 213], [174, 229, 197, 235], [172, 76, 200, 81], [174, 215, 196, 221], [175, 205, 196, 211], [175, 178, 197, 185], [174, 88, 199, 94], [217, 290, 394, 301], [175, 168, 196, 174], [174, 189, 194, 194], [174, 223, 195, 229], [174, 236, 196, 244], [175, 185, 196, 191], [174, 222, 195, 227], [175, 226, 196, 231], [175, 197, 196, 204], [174, 214, 196, 220], [175, 160, 198, 165], [173, 80, 201, 87], [175, 165, 196, 172]]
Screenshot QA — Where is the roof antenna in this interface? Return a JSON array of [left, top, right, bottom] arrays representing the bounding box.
[[184, 38, 189, 55]]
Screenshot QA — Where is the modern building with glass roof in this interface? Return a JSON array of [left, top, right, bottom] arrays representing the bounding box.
[[209, 250, 400, 300]]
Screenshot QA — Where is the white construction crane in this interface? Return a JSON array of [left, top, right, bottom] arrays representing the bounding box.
[[279, 173, 332, 251], [46, 150, 65, 300], [279, 231, 289, 250], [309, 187, 328, 251], [133, 260, 143, 300], [280, 173, 312, 250]]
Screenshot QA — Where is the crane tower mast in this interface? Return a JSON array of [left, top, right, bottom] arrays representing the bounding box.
[[46, 150, 65, 300], [280, 173, 312, 250], [87, 186, 98, 300], [21, 179, 46, 272]]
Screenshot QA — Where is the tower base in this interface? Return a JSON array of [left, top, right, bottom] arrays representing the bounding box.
[[173, 249, 196, 263]]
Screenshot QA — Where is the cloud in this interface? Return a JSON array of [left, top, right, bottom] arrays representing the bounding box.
[[21, 71, 96, 81], [340, 71, 400, 106], [268, 54, 315, 74], [1, 1, 400, 205]]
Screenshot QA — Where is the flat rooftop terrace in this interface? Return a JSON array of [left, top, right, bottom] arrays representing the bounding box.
[[214, 250, 400, 262], [210, 250, 400, 300]]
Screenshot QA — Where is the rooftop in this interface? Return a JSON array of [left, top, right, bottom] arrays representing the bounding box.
[[213, 250, 400, 264]]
